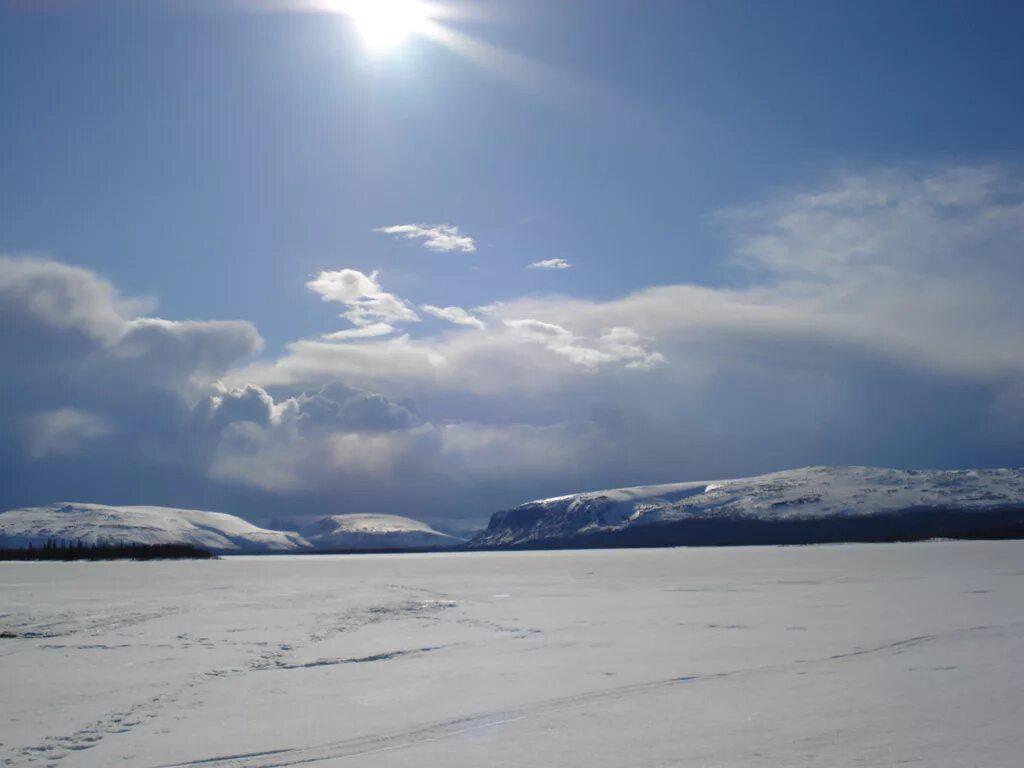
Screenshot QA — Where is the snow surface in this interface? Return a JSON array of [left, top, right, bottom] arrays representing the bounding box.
[[0, 503, 309, 553], [474, 465, 1024, 546], [3, 542, 1024, 767], [305, 514, 465, 550]]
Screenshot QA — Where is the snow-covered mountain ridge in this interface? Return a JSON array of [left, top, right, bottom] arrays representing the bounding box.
[[0, 503, 310, 553], [303, 514, 464, 550], [470, 466, 1024, 548], [0, 504, 465, 553]]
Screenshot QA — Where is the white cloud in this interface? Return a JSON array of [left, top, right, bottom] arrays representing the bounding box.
[[233, 164, 1024, 505], [0, 255, 154, 344], [421, 304, 486, 330], [375, 224, 477, 253], [202, 383, 424, 491], [0, 256, 262, 399], [599, 327, 666, 370], [504, 318, 607, 368], [6, 162, 1024, 525], [504, 319, 663, 370], [307, 269, 419, 332], [528, 258, 572, 270], [25, 408, 112, 459], [322, 323, 396, 341]]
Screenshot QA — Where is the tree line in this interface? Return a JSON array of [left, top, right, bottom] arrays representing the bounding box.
[[0, 539, 215, 561]]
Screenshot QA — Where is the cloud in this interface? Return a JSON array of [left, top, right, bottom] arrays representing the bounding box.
[[503, 319, 663, 370], [307, 269, 418, 334], [229, 163, 1024, 511], [375, 224, 477, 253], [204, 384, 277, 431], [109, 318, 263, 393], [421, 304, 486, 330], [25, 408, 112, 459], [322, 323, 396, 341], [199, 382, 424, 491], [239, 315, 665, 397], [4, 162, 1024, 527], [0, 256, 261, 399], [0, 256, 265, 512], [598, 327, 667, 370], [528, 258, 572, 270], [0, 255, 153, 343]]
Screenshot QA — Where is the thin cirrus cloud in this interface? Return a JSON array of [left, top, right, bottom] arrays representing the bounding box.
[[321, 323, 397, 341], [528, 258, 572, 270], [375, 224, 477, 253]]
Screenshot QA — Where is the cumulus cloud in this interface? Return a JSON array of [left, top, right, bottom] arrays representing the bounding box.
[[0, 256, 262, 399], [307, 269, 418, 335], [202, 385, 578, 497], [109, 318, 263, 393], [0, 256, 266, 512], [238, 317, 665, 397], [375, 224, 477, 253], [421, 304, 486, 330], [204, 384, 278, 431], [199, 382, 424, 491], [0, 256, 153, 343], [4, 162, 1024, 526], [528, 258, 572, 270], [227, 162, 1024, 514]]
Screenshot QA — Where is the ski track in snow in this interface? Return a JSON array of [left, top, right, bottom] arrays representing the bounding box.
[[146, 622, 1021, 768], [3, 543, 1024, 768], [4, 596, 461, 767]]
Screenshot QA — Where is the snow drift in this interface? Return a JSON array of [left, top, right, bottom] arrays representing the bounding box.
[[470, 466, 1024, 548]]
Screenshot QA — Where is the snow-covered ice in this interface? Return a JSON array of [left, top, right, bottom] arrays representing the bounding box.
[[2, 541, 1024, 767]]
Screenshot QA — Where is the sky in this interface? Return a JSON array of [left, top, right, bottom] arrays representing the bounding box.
[[2, 0, 1024, 529]]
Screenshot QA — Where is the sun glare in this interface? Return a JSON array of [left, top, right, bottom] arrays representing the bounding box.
[[340, 0, 433, 50]]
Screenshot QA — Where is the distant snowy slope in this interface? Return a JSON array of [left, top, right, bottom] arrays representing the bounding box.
[[0, 503, 310, 553], [306, 514, 465, 550], [471, 467, 1024, 548]]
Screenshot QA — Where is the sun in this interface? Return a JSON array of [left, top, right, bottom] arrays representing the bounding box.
[[340, 0, 433, 51]]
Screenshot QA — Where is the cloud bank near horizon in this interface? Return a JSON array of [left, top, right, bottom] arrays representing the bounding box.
[[2, 162, 1023, 525]]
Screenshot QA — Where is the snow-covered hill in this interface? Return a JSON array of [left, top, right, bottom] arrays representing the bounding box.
[[0, 503, 310, 553], [304, 514, 465, 550], [470, 466, 1024, 548]]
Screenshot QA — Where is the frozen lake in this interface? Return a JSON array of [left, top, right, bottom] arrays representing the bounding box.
[[2, 541, 1023, 767]]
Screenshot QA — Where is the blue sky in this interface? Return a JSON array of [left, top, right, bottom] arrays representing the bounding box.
[[2, 0, 1024, 526]]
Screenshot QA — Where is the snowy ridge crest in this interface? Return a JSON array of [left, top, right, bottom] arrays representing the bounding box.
[[305, 514, 464, 550], [471, 466, 1024, 548], [0, 506, 466, 553], [0, 502, 310, 553]]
